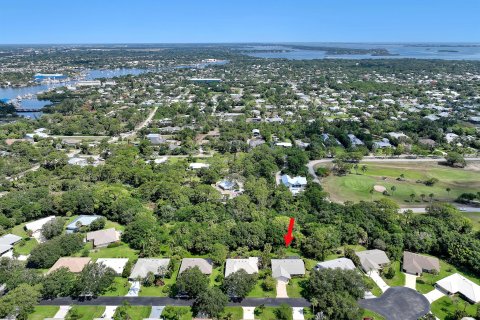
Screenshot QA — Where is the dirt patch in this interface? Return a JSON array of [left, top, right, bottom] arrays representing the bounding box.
[[374, 185, 387, 193]]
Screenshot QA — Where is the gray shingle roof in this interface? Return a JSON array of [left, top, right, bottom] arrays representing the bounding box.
[[225, 257, 259, 277], [271, 259, 305, 280], [179, 258, 213, 275], [315, 258, 356, 271], [129, 258, 171, 279], [356, 249, 390, 272], [403, 251, 440, 275]]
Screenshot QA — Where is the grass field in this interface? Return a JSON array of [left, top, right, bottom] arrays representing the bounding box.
[[115, 306, 151, 320], [464, 212, 480, 230], [430, 295, 478, 319], [382, 261, 405, 287], [86, 242, 139, 260], [247, 280, 276, 298], [67, 306, 105, 320], [220, 307, 243, 320], [416, 258, 480, 294], [103, 277, 131, 296], [319, 161, 480, 206], [14, 237, 38, 255], [255, 306, 292, 320], [28, 306, 59, 320], [364, 276, 383, 297]]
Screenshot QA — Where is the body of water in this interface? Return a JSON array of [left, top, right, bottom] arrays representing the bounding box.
[[245, 43, 480, 60]]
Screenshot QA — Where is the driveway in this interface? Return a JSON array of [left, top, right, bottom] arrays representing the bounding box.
[[276, 280, 288, 298], [368, 270, 390, 293], [102, 306, 118, 319], [292, 307, 305, 320], [148, 306, 164, 319], [404, 273, 417, 290], [126, 281, 140, 297], [53, 305, 71, 319], [242, 307, 255, 320], [424, 288, 446, 303], [359, 287, 430, 320]]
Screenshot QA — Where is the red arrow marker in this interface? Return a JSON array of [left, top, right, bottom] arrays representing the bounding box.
[[283, 217, 295, 247]]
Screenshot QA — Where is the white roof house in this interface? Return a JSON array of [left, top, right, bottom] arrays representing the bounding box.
[[188, 163, 210, 170], [129, 258, 171, 280], [96, 258, 129, 275], [355, 250, 390, 273], [436, 273, 480, 303], [348, 134, 364, 146], [225, 257, 259, 277], [24, 216, 56, 233], [0, 234, 22, 246], [315, 258, 356, 271], [271, 259, 305, 282], [445, 133, 459, 144], [179, 258, 213, 275], [281, 175, 307, 196]]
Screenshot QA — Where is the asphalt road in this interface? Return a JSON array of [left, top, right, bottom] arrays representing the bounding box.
[[40, 297, 311, 307]]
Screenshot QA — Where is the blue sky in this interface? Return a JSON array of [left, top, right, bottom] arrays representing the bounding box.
[[2, 0, 479, 44]]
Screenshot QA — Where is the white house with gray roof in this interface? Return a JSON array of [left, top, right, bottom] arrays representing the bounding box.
[[271, 258, 305, 282], [225, 257, 259, 277], [315, 258, 356, 271], [436, 273, 480, 303], [129, 258, 171, 280], [355, 249, 390, 274]]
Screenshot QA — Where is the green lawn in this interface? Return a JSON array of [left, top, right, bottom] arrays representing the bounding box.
[[115, 306, 151, 320], [247, 280, 275, 298], [14, 238, 38, 255], [28, 306, 59, 320], [139, 264, 179, 297], [287, 277, 306, 298], [255, 306, 292, 320], [87, 243, 139, 260], [11, 222, 29, 238], [319, 161, 480, 206], [361, 309, 386, 320], [210, 266, 223, 286], [220, 307, 243, 320], [382, 261, 405, 287], [430, 295, 478, 319], [67, 306, 105, 320], [103, 277, 131, 296], [416, 258, 480, 294], [324, 245, 366, 261], [162, 306, 193, 320]]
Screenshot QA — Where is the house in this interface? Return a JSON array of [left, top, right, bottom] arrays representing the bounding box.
[[86, 228, 120, 248], [355, 250, 390, 273], [388, 132, 408, 140], [129, 258, 171, 280], [225, 257, 259, 277], [0, 245, 13, 258], [348, 134, 364, 146], [218, 180, 236, 191], [25, 128, 49, 140], [24, 216, 56, 242], [252, 129, 261, 137], [418, 138, 437, 148], [314, 258, 356, 271], [146, 133, 165, 145], [178, 258, 213, 275], [275, 142, 293, 148], [372, 138, 392, 150], [271, 258, 305, 282], [48, 257, 91, 274], [66, 215, 101, 233], [321, 133, 341, 146], [445, 133, 459, 144], [96, 258, 129, 275], [68, 157, 89, 167], [281, 174, 307, 196], [402, 251, 440, 276], [436, 273, 480, 303], [188, 163, 210, 170], [0, 234, 22, 246]]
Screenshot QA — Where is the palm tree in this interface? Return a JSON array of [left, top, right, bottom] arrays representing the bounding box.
[[429, 193, 434, 205], [446, 187, 451, 195], [409, 193, 416, 203], [420, 193, 426, 202], [400, 173, 405, 180]]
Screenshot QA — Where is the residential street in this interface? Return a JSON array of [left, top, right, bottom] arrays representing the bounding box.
[[40, 297, 311, 308]]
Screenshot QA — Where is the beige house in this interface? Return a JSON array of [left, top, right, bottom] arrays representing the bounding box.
[[48, 257, 91, 274], [402, 251, 440, 276], [86, 228, 120, 248]]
